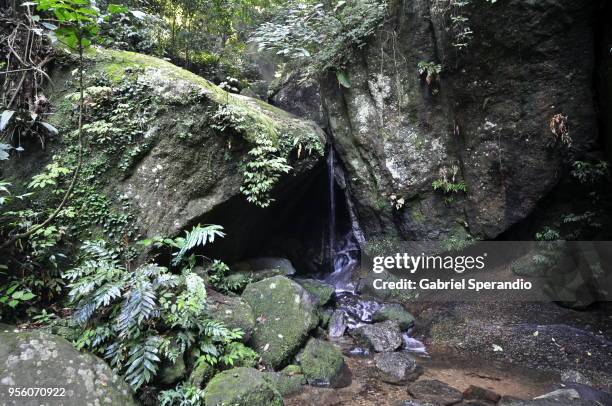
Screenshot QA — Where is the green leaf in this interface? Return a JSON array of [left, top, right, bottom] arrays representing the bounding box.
[[38, 121, 59, 135], [107, 4, 127, 14], [0, 110, 15, 132], [336, 70, 351, 88]]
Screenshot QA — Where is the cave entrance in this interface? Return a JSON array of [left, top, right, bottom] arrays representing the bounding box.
[[196, 148, 354, 277]]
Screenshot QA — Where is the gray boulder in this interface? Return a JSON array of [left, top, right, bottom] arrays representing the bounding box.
[[0, 329, 136, 406], [374, 352, 422, 384], [295, 279, 335, 307], [350, 320, 403, 352]]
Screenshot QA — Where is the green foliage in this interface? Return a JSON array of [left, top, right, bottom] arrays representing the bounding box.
[[207, 260, 251, 293], [535, 227, 560, 241], [241, 137, 292, 207], [159, 383, 205, 406], [417, 61, 442, 85], [65, 226, 254, 390], [432, 165, 466, 203], [570, 160, 609, 184], [27, 163, 71, 189], [252, 0, 388, 75], [0, 281, 36, 314]]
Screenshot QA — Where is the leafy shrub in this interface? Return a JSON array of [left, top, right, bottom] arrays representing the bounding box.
[[65, 226, 256, 389], [252, 0, 388, 75]]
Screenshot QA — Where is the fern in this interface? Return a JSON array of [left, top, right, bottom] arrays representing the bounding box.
[[124, 335, 162, 388], [172, 224, 225, 266]]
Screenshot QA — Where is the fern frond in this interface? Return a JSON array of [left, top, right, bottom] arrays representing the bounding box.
[[172, 225, 225, 266], [124, 336, 162, 389]]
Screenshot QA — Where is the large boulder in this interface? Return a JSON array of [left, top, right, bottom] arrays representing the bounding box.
[[207, 290, 255, 342], [203, 367, 283, 406], [350, 320, 403, 352], [320, 0, 599, 241], [0, 329, 136, 406], [15, 47, 325, 260], [295, 279, 335, 307], [299, 338, 349, 388], [242, 276, 318, 368]]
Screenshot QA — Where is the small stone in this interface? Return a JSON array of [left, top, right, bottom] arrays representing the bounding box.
[[374, 352, 422, 384], [350, 320, 403, 352]]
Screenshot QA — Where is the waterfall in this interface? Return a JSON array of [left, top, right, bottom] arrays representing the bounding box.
[[325, 143, 358, 293], [323, 142, 427, 355], [327, 144, 336, 257]]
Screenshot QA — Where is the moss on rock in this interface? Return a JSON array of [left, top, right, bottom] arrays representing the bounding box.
[[372, 303, 415, 330], [295, 279, 335, 307], [241, 276, 318, 369], [203, 367, 282, 406], [299, 338, 349, 388]]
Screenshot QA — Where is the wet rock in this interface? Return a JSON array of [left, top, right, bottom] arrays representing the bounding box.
[[207, 290, 255, 342], [407, 379, 463, 405], [242, 276, 318, 368], [350, 320, 403, 352], [374, 352, 422, 384], [498, 395, 593, 406], [299, 338, 350, 388], [328, 309, 347, 338], [372, 303, 415, 330], [463, 385, 501, 404], [396, 402, 439, 406], [203, 367, 282, 406], [0, 329, 136, 405], [295, 279, 335, 307]]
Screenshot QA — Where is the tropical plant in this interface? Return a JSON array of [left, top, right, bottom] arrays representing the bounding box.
[[65, 225, 256, 389]]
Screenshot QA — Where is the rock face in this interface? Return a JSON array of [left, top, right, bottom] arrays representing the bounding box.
[[295, 279, 335, 307], [241, 276, 318, 368], [350, 320, 403, 352], [203, 367, 283, 406], [299, 338, 349, 388], [320, 0, 599, 241], [374, 352, 422, 384], [0, 329, 136, 406]]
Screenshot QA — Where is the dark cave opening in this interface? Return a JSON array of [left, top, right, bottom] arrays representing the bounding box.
[[194, 149, 354, 277]]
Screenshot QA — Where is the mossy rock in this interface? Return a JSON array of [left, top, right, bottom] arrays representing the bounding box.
[[156, 355, 187, 385], [295, 279, 335, 307], [0, 329, 136, 405], [299, 338, 349, 388], [242, 276, 318, 369], [203, 367, 283, 406], [45, 47, 325, 240], [207, 290, 256, 342], [263, 369, 307, 396], [372, 303, 415, 330], [188, 361, 215, 388]]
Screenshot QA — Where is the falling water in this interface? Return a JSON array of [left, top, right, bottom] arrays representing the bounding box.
[[323, 142, 427, 355], [327, 143, 336, 257]]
